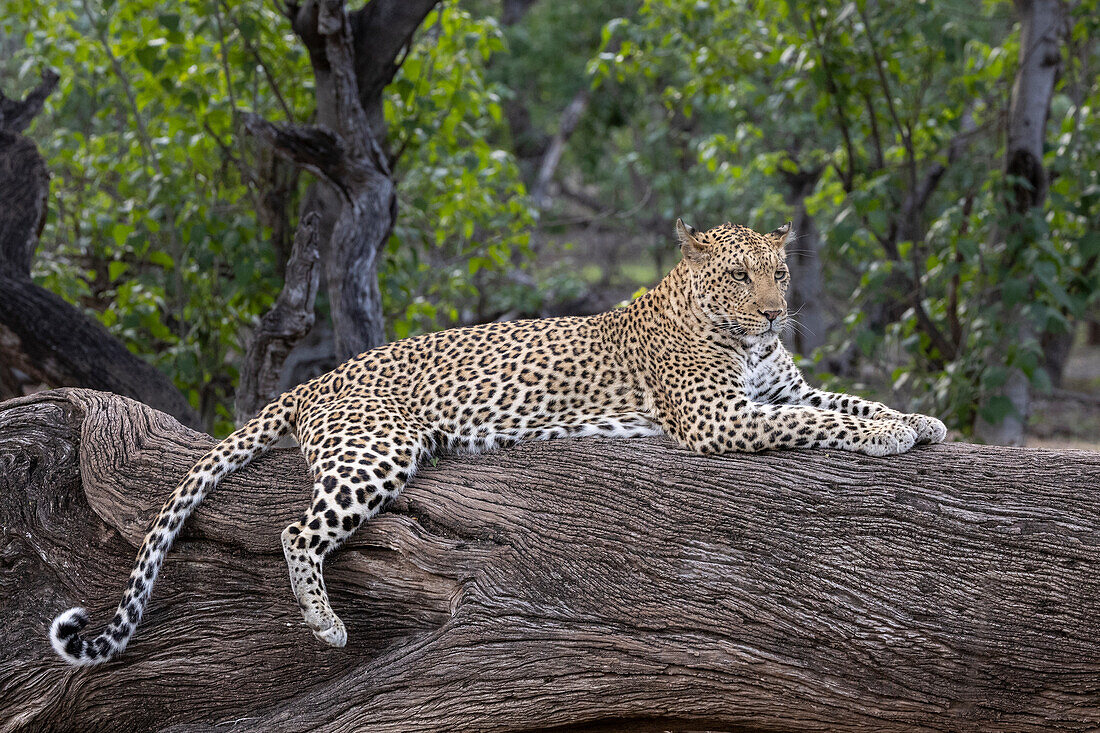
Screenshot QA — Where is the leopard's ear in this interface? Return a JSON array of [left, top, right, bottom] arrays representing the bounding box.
[[676, 218, 709, 265], [768, 220, 794, 250]]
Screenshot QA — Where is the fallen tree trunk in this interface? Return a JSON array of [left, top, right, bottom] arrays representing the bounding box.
[[1, 388, 1098, 733]]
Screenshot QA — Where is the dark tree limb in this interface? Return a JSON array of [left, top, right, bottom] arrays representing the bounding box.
[[0, 131, 48, 280], [242, 114, 349, 190], [347, 0, 441, 126], [0, 71, 58, 278], [2, 388, 1099, 732], [0, 278, 201, 427], [257, 0, 439, 361], [234, 211, 321, 425], [0, 74, 200, 428], [0, 68, 59, 134]]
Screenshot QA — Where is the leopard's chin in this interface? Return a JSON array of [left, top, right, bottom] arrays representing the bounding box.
[[745, 330, 781, 345], [744, 320, 783, 338]]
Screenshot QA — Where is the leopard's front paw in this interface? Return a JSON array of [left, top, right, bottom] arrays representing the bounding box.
[[858, 420, 918, 457], [896, 413, 947, 444], [873, 410, 947, 445]]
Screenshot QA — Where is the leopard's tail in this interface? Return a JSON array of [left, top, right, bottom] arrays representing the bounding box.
[[49, 392, 300, 666]]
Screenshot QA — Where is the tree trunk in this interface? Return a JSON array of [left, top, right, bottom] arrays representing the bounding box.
[[268, 0, 438, 361], [0, 71, 200, 429], [2, 388, 1099, 733], [974, 0, 1066, 445], [1041, 327, 1075, 389], [530, 87, 591, 209]]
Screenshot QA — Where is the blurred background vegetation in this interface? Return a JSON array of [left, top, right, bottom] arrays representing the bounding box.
[[1, 0, 1098, 444]]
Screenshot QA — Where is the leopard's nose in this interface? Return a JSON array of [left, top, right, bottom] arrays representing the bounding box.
[[760, 309, 783, 322]]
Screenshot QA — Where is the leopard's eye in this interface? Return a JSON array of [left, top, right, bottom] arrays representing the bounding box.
[[774, 269, 788, 281], [731, 270, 749, 282]]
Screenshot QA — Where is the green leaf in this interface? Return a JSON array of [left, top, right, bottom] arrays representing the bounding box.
[[979, 395, 1016, 425], [110, 223, 133, 246], [148, 251, 175, 269], [238, 16, 259, 41], [157, 13, 180, 32], [133, 45, 165, 75], [856, 329, 877, 357], [108, 260, 128, 282], [1001, 278, 1028, 305]]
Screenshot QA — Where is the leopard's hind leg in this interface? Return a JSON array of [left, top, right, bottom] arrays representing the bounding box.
[[283, 403, 427, 647]]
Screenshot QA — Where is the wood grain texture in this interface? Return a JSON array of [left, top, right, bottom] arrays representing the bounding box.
[[1, 388, 1098, 732]]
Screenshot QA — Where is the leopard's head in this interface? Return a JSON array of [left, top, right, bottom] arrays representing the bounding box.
[[675, 219, 792, 342]]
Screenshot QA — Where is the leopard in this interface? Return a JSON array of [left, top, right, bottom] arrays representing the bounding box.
[[49, 218, 946, 666]]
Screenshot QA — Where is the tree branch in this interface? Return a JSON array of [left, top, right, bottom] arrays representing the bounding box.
[[855, 4, 917, 196], [234, 211, 321, 424], [225, 0, 296, 122], [807, 12, 856, 191], [0, 278, 202, 426], [879, 110, 983, 365], [531, 87, 592, 209], [242, 113, 348, 191], [859, 89, 885, 170], [348, 0, 441, 113], [0, 68, 59, 133], [905, 109, 981, 221]]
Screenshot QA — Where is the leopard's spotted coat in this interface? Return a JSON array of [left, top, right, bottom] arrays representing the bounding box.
[[50, 219, 946, 665]]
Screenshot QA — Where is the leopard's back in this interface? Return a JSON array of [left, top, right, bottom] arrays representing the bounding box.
[[303, 313, 663, 453]]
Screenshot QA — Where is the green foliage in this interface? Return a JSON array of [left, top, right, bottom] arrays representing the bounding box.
[[384, 3, 534, 338], [3, 0, 312, 431], [3, 0, 1098, 439], [492, 0, 636, 152]]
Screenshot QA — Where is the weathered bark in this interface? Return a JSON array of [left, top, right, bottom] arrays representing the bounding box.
[[0, 72, 200, 428], [2, 388, 1099, 733], [0, 70, 58, 135], [975, 0, 1066, 445], [267, 0, 438, 361], [234, 211, 321, 425]]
